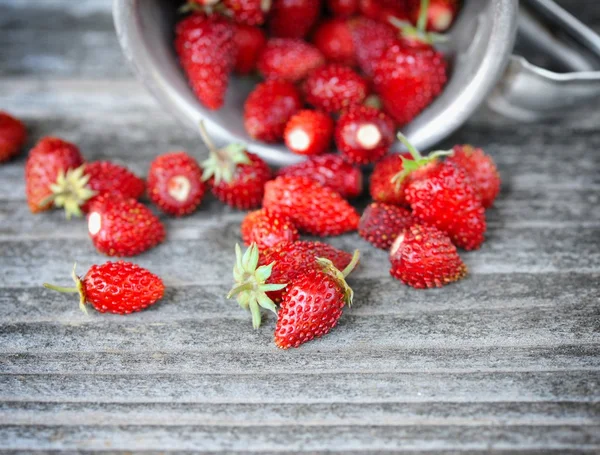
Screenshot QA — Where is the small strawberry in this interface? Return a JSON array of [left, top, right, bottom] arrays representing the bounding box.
[[263, 176, 360, 236], [25, 137, 84, 214], [284, 110, 334, 156], [268, 0, 321, 39], [276, 154, 363, 199], [369, 152, 414, 206], [244, 79, 302, 143], [44, 261, 164, 314], [0, 111, 26, 163], [359, 0, 411, 22], [87, 195, 166, 257], [175, 13, 235, 110], [232, 24, 267, 74], [335, 105, 395, 165], [223, 0, 271, 25], [389, 223, 467, 288], [199, 121, 272, 209], [447, 144, 500, 208], [303, 64, 368, 114], [348, 17, 398, 77], [409, 0, 459, 32], [359, 202, 415, 249], [257, 39, 325, 83], [148, 152, 205, 216], [326, 0, 359, 16], [241, 208, 299, 250], [313, 19, 356, 67]]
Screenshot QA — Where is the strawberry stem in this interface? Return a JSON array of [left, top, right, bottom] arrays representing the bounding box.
[[341, 250, 361, 278], [43, 263, 88, 314], [197, 120, 217, 154], [417, 0, 430, 33], [397, 133, 423, 161], [43, 283, 79, 293]]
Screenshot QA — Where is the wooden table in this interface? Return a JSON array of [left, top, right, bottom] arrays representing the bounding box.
[[1, 0, 599, 452]]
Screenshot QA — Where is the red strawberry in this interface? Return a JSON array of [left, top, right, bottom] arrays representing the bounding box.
[[25, 137, 84, 214], [360, 0, 411, 22], [241, 208, 299, 250], [284, 110, 333, 156], [175, 13, 235, 110], [447, 144, 500, 208], [87, 195, 165, 257], [303, 64, 368, 114], [276, 154, 363, 198], [263, 176, 359, 236], [326, 0, 359, 16], [199, 121, 272, 209], [257, 39, 325, 82], [232, 24, 267, 74], [409, 0, 459, 32], [335, 105, 395, 165], [44, 261, 164, 315], [268, 0, 321, 39], [244, 79, 302, 143], [0, 111, 26, 163], [359, 202, 415, 249], [313, 19, 356, 67], [370, 153, 409, 206], [389, 223, 467, 288], [148, 152, 205, 216], [348, 17, 397, 77], [223, 0, 271, 25]]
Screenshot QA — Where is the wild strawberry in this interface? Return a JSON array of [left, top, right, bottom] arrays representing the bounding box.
[[199, 121, 272, 209], [175, 13, 234, 110], [303, 64, 368, 114], [87, 195, 165, 257], [268, 0, 321, 39], [335, 105, 395, 165], [348, 17, 397, 77], [257, 39, 325, 83], [44, 261, 164, 315], [284, 110, 333, 156], [360, 0, 411, 22], [359, 202, 415, 250], [0, 111, 26, 163], [148, 152, 205, 216], [276, 154, 363, 198], [263, 176, 359, 236], [241, 209, 299, 250], [326, 0, 359, 16], [409, 0, 459, 32], [25, 137, 84, 214], [313, 19, 356, 67], [232, 24, 267, 74], [46, 161, 145, 219], [389, 223, 467, 288], [223, 0, 271, 25], [447, 145, 500, 209], [244, 79, 302, 143]]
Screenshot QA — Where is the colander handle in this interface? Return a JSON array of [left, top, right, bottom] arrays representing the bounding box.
[[487, 0, 600, 120]]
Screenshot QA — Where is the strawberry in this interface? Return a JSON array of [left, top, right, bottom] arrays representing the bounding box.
[[223, 0, 271, 25], [389, 223, 467, 288], [284, 110, 333, 156], [148, 152, 205, 216], [447, 144, 500, 209], [360, 0, 411, 22], [263, 176, 359, 236], [0, 111, 26, 163], [46, 161, 145, 219], [232, 24, 267, 74], [44, 261, 164, 314], [335, 105, 395, 165], [175, 13, 235, 110], [25, 137, 84, 214], [359, 202, 415, 249], [276, 154, 363, 198], [409, 0, 459, 32], [257, 39, 325, 83], [244, 79, 302, 143], [348, 17, 398, 77], [268, 0, 321, 39], [303, 64, 368, 114], [313, 19, 356, 67], [199, 121, 272, 209], [241, 208, 299, 250], [326, 0, 359, 16], [87, 195, 166, 257]]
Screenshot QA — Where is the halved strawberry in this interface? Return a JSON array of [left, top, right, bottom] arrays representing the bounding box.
[[284, 110, 334, 156]]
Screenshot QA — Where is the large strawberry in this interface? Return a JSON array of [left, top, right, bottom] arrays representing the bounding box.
[[223, 0, 271, 25], [257, 38, 325, 83], [0, 111, 26, 163], [241, 209, 299, 250], [44, 261, 164, 314], [284, 110, 334, 156], [263, 176, 360, 236], [232, 24, 267, 74], [313, 19, 356, 67], [359, 202, 415, 250], [25, 137, 84, 214], [175, 13, 235, 110], [303, 64, 368, 114], [268, 0, 321, 39]]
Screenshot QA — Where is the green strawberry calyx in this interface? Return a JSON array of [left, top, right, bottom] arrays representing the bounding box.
[[40, 165, 97, 220], [226, 243, 287, 329], [198, 120, 251, 185], [315, 249, 360, 308], [388, 0, 448, 45], [43, 263, 88, 314]]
